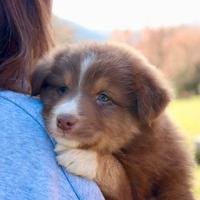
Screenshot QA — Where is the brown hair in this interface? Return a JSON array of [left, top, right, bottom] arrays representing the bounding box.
[[0, 0, 54, 94]]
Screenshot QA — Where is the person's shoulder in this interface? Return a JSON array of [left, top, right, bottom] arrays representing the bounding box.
[[0, 90, 105, 200], [0, 90, 44, 126]]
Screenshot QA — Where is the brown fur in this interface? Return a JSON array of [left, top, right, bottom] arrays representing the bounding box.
[[31, 42, 194, 200]]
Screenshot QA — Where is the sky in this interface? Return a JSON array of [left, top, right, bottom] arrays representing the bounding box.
[[53, 0, 200, 32]]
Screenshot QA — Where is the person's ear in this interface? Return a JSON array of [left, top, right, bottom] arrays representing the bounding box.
[[31, 58, 52, 96], [132, 64, 172, 125]]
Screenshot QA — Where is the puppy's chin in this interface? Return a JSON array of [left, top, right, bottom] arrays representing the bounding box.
[[50, 127, 102, 148], [54, 136, 80, 149]]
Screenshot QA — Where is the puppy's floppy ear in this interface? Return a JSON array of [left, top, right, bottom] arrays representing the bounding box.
[[133, 64, 171, 125], [31, 58, 52, 96]]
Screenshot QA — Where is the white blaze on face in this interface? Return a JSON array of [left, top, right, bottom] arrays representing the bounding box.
[[49, 52, 96, 135], [79, 52, 96, 86], [49, 97, 80, 134], [53, 98, 79, 116]]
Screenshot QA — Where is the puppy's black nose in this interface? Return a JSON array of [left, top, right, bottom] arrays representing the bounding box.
[[57, 114, 78, 131]]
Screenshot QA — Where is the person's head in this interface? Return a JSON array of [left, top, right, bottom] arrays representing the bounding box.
[[0, 0, 54, 94]]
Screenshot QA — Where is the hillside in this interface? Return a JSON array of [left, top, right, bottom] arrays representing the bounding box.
[[53, 16, 109, 42]]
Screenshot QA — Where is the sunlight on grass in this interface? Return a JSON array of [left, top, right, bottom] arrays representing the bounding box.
[[168, 96, 200, 199], [168, 96, 200, 136]]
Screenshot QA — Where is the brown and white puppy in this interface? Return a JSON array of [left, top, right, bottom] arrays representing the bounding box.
[[31, 42, 194, 200]]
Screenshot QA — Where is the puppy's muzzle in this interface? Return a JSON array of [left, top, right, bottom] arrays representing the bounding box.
[[57, 114, 78, 131]]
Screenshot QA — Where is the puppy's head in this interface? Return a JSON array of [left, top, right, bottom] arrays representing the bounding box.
[[31, 42, 171, 152]]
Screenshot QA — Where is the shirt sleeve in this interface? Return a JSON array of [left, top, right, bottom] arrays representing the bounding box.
[[0, 91, 104, 200]]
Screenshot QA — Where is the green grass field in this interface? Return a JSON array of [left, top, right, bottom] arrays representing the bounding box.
[[168, 96, 200, 199]]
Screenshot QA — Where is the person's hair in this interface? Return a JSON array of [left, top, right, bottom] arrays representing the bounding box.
[[0, 0, 54, 93]]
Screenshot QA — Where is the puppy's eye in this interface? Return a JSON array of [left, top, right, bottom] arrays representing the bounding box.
[[57, 86, 69, 95], [97, 92, 111, 105]]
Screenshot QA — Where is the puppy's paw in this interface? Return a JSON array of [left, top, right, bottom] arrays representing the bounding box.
[[56, 149, 98, 180]]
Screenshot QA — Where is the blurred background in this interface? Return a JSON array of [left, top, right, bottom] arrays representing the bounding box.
[[52, 0, 200, 198]]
